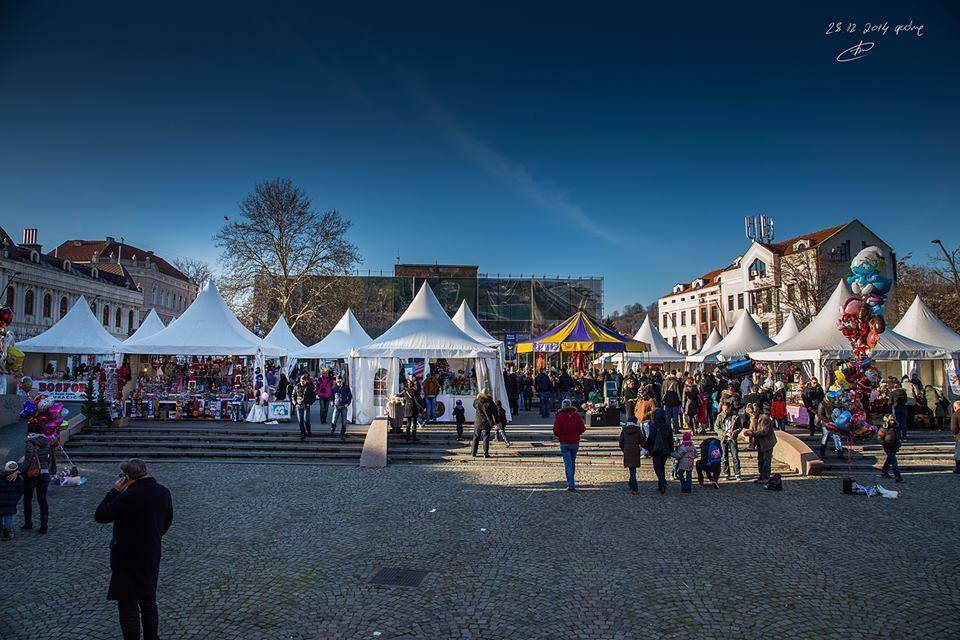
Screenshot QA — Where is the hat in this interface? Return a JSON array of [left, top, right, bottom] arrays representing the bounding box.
[[774, 381, 785, 391], [4, 461, 18, 472], [455, 399, 462, 406], [561, 398, 573, 409], [681, 432, 693, 444]]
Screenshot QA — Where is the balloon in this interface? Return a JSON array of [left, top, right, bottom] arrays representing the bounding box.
[[19, 376, 33, 392], [0, 306, 12, 328], [869, 315, 885, 334], [19, 400, 36, 417]]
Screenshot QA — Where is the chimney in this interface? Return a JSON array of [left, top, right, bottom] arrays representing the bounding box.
[[20, 228, 41, 253]]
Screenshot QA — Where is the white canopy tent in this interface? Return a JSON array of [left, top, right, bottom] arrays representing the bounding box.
[[350, 283, 508, 424], [773, 312, 803, 344], [452, 300, 501, 349], [687, 313, 774, 364], [19, 295, 121, 355], [893, 296, 960, 398], [296, 309, 373, 360], [122, 309, 166, 345], [601, 315, 686, 368], [263, 315, 307, 354], [751, 280, 947, 382], [119, 281, 284, 357]]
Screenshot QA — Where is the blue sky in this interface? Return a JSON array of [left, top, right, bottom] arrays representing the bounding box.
[[1, 1, 957, 312]]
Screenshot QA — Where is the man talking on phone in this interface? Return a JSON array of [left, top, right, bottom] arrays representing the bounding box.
[[95, 459, 173, 640]]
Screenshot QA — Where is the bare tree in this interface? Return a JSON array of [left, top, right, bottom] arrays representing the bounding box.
[[777, 249, 848, 326], [173, 258, 213, 288], [893, 248, 960, 332], [215, 178, 362, 336], [605, 301, 658, 336]]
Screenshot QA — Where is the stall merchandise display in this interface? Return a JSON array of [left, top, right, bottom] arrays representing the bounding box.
[[127, 356, 251, 422]]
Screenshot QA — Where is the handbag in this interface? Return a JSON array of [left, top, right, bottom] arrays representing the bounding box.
[[25, 451, 41, 478]]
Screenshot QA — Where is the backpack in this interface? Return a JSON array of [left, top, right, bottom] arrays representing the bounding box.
[[706, 440, 723, 465], [765, 473, 783, 491]]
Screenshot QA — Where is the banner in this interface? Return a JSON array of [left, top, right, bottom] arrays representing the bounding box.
[[947, 359, 960, 398], [34, 379, 96, 402]]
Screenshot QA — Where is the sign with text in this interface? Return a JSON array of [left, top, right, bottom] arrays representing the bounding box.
[[34, 379, 96, 402]]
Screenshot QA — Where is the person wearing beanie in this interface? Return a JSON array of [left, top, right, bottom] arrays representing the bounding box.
[[618, 416, 646, 493], [452, 399, 466, 441], [1, 461, 23, 541], [553, 398, 586, 491], [879, 414, 904, 483], [645, 409, 675, 495], [672, 432, 697, 493]]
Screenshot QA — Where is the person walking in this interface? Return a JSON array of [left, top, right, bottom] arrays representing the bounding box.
[[275, 372, 289, 402], [553, 399, 586, 491], [878, 414, 904, 483], [743, 404, 776, 483], [452, 400, 466, 441], [645, 409, 675, 495], [682, 377, 701, 433], [94, 459, 173, 640], [1, 461, 23, 541], [422, 372, 440, 423], [330, 375, 353, 439], [696, 436, 724, 488], [618, 416, 646, 493], [504, 367, 520, 416], [290, 374, 316, 439], [713, 401, 742, 481], [771, 381, 788, 430], [493, 400, 511, 447], [661, 373, 682, 433], [802, 379, 825, 437], [672, 432, 696, 493], [402, 376, 424, 442], [21, 429, 56, 534], [315, 370, 333, 424], [535, 368, 553, 418], [888, 379, 909, 441], [924, 384, 946, 430], [471, 389, 498, 458], [521, 369, 534, 412]]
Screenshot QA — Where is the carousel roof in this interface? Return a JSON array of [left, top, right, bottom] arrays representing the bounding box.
[[452, 301, 501, 349], [263, 315, 307, 353], [893, 296, 960, 356], [18, 295, 122, 355], [119, 280, 285, 356], [352, 283, 496, 359], [123, 309, 166, 345], [297, 309, 373, 359], [517, 310, 647, 354]]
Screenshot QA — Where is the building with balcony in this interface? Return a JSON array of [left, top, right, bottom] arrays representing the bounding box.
[[657, 220, 895, 355]]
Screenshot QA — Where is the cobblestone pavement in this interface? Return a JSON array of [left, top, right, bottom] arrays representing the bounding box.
[[1, 462, 959, 639]]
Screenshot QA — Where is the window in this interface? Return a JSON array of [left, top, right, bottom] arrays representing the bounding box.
[[671, 337, 677, 348], [680, 336, 687, 351], [24, 289, 34, 316], [662, 314, 668, 327], [764, 289, 772, 310], [680, 311, 686, 326], [59, 296, 68, 318], [128, 309, 135, 332], [671, 313, 677, 327], [115, 307, 122, 328], [373, 368, 390, 398], [737, 293, 744, 310], [152, 287, 157, 305], [103, 305, 110, 326], [5, 286, 14, 309], [727, 295, 734, 311], [42, 293, 52, 318], [711, 307, 718, 322], [691, 335, 698, 350], [748, 258, 767, 280]]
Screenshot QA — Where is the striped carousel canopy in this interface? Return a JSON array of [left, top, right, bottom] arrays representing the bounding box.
[[516, 311, 647, 354]]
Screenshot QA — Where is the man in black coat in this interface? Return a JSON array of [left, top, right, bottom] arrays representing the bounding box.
[[95, 459, 173, 640], [403, 376, 424, 442]]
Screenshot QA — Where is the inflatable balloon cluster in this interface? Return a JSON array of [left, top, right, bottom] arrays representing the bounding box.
[[20, 393, 70, 441], [0, 305, 26, 376], [827, 246, 893, 439]]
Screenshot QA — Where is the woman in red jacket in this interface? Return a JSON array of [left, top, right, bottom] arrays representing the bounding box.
[[553, 399, 586, 491]]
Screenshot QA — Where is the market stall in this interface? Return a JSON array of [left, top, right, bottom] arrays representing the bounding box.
[[296, 308, 372, 365], [262, 315, 307, 378], [772, 312, 803, 344], [686, 311, 775, 365], [597, 315, 685, 372], [350, 284, 506, 424], [893, 296, 960, 400], [127, 309, 166, 343], [452, 301, 502, 352], [686, 328, 722, 365], [119, 281, 287, 423]]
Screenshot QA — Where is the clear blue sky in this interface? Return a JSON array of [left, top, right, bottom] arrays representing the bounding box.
[[1, 1, 957, 312]]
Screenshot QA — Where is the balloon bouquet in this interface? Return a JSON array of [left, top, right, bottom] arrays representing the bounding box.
[[826, 246, 892, 449], [0, 305, 26, 377], [20, 393, 70, 441]]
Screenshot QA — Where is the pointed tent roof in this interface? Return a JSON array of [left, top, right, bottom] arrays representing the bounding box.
[[773, 312, 803, 344], [123, 309, 166, 345], [18, 295, 122, 355], [690, 327, 723, 358], [752, 280, 945, 362], [297, 309, 373, 359], [614, 315, 685, 363], [263, 315, 307, 353], [120, 280, 284, 356], [688, 312, 775, 363], [452, 301, 501, 349], [893, 296, 960, 356], [353, 284, 496, 359]]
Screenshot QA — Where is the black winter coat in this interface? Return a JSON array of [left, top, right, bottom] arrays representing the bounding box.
[[473, 396, 497, 429], [0, 472, 23, 516], [94, 477, 174, 600], [403, 388, 423, 419]]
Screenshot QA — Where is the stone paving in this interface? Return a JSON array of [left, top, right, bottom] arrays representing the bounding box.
[[1, 461, 959, 639]]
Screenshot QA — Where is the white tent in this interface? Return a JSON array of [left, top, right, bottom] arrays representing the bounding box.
[[350, 283, 507, 424], [123, 309, 166, 345], [452, 300, 501, 349], [893, 296, 960, 399], [688, 327, 722, 360], [18, 295, 121, 355], [751, 280, 946, 381], [120, 281, 284, 356], [296, 309, 373, 359], [773, 312, 803, 344], [263, 315, 307, 353], [688, 311, 775, 364], [604, 315, 685, 366]]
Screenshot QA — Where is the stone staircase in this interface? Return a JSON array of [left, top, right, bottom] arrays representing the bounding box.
[[791, 428, 957, 475], [65, 420, 794, 478]]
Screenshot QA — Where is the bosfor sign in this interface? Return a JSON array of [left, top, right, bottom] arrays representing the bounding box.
[[34, 379, 97, 402]]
